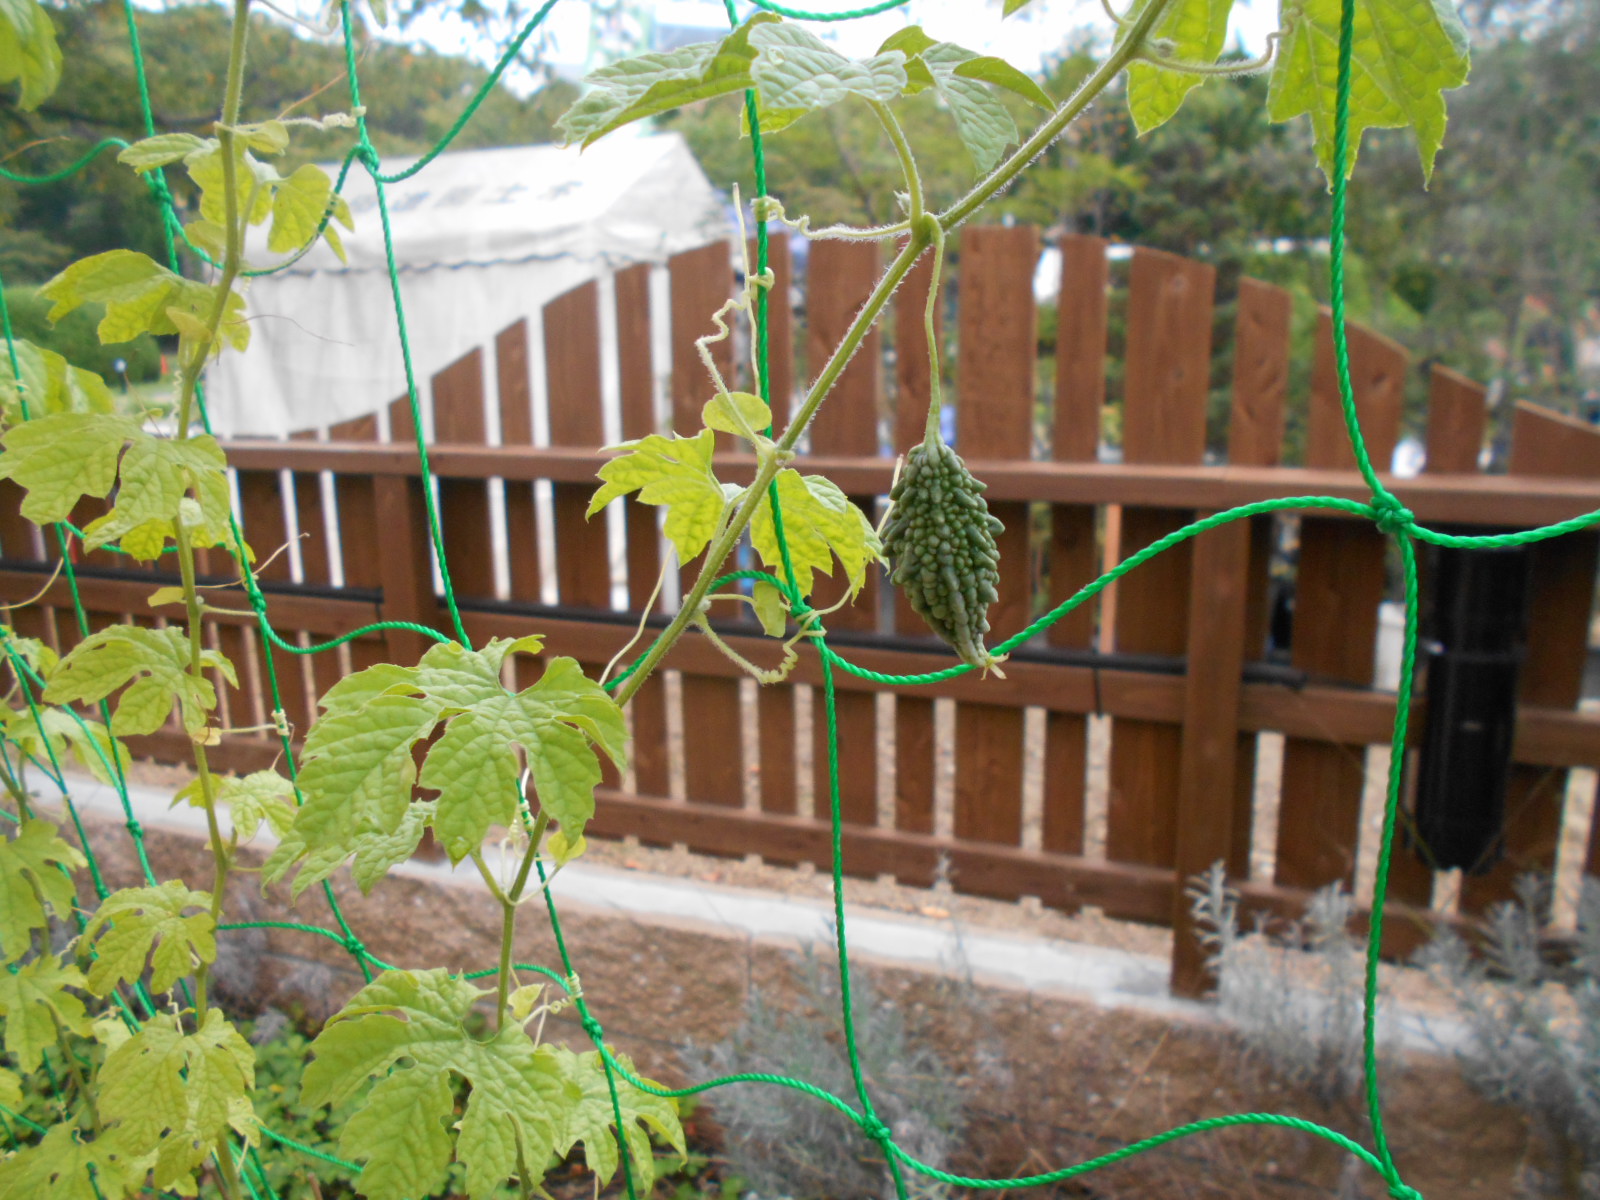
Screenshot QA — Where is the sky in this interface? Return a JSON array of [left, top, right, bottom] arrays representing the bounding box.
[[259, 0, 1284, 96]]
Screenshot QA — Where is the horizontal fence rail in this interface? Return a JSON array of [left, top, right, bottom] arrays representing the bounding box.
[[5, 230, 1598, 994]]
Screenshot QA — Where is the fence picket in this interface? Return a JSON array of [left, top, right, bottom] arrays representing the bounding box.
[[614, 263, 672, 799], [1275, 314, 1406, 892], [1105, 247, 1215, 872], [496, 319, 541, 608], [891, 241, 941, 842], [670, 242, 744, 809], [806, 240, 883, 830], [1044, 234, 1109, 861], [1459, 403, 1600, 909], [952, 226, 1039, 849]]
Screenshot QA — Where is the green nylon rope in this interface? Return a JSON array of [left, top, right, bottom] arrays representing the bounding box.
[[2, 0, 1599, 1197]]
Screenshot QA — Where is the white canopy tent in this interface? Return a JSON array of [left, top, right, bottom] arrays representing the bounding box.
[[206, 130, 729, 436]]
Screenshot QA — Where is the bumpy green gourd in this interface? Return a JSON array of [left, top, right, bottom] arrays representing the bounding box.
[[881, 432, 1004, 670]]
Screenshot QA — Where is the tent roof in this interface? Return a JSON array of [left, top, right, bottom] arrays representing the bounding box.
[[276, 128, 720, 275]]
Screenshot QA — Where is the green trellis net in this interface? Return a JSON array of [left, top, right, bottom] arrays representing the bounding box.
[[0, 1, 1596, 1198]]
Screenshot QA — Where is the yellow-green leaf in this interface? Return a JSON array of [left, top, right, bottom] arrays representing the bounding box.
[[303, 969, 577, 1200], [1268, 0, 1470, 182], [82, 881, 217, 996], [1119, 0, 1235, 133], [0, 412, 136, 524], [44, 623, 235, 737], [0, 953, 90, 1072], [0, 816, 85, 961], [269, 163, 336, 254], [0, 0, 60, 110], [748, 469, 881, 599], [553, 1048, 685, 1192], [702, 390, 772, 439], [98, 1008, 258, 1193], [752, 579, 788, 636], [0, 1123, 150, 1200], [176, 769, 297, 842], [588, 429, 726, 565], [0, 338, 115, 422]]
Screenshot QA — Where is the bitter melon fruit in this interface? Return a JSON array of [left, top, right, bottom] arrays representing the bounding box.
[[881, 431, 1004, 670]]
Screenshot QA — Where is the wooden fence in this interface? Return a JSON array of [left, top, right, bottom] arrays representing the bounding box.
[[5, 228, 1600, 995]]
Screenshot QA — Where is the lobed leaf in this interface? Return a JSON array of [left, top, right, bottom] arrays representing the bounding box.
[[43, 623, 236, 737], [82, 881, 217, 996], [1268, 0, 1470, 182], [77, 431, 235, 561], [302, 968, 578, 1200], [553, 1048, 685, 1192], [1118, 0, 1235, 133], [0, 1123, 150, 1200], [269, 162, 353, 261], [0, 338, 115, 423], [37, 249, 246, 349], [2, 705, 130, 785], [748, 469, 881, 600], [0, 816, 86, 961], [176, 769, 297, 842], [97, 1008, 258, 1193], [702, 390, 772, 440], [588, 429, 726, 565], [0, 412, 137, 525], [0, 953, 91, 1072]]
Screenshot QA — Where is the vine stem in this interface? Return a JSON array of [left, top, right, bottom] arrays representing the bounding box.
[[167, 4, 253, 1199], [614, 0, 1178, 709], [495, 810, 548, 1030]]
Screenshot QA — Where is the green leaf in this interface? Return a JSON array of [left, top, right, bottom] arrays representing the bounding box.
[[78, 431, 235, 561], [1268, 0, 1470, 181], [183, 140, 276, 228], [0, 0, 61, 110], [302, 969, 578, 1200], [588, 429, 726, 565], [1, 704, 128, 788], [269, 163, 338, 255], [952, 55, 1054, 110], [752, 580, 788, 637], [98, 1008, 258, 1193], [236, 119, 290, 155], [263, 692, 441, 898], [0, 1124, 150, 1200], [702, 390, 772, 439], [748, 469, 882, 599], [0, 817, 85, 961], [37, 250, 245, 348], [546, 828, 585, 867], [1002, 0, 1036, 13], [0, 338, 115, 423], [44, 623, 235, 737], [118, 132, 207, 172], [272, 642, 620, 886], [176, 769, 296, 842], [0, 1065, 18, 1111], [0, 412, 137, 525], [82, 881, 216, 996], [418, 654, 625, 860], [555, 14, 778, 148], [554, 1049, 684, 1192], [748, 22, 907, 131], [0, 953, 90, 1072], [1118, 0, 1235, 133]]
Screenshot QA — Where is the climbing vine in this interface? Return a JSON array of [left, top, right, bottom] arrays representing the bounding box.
[[0, 0, 1499, 1197]]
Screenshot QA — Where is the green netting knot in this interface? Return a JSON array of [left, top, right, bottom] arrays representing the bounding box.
[[581, 1015, 605, 1043], [355, 143, 381, 172], [341, 936, 368, 960], [1370, 495, 1415, 536], [124, 818, 143, 839], [1388, 1183, 1422, 1200], [860, 1113, 893, 1145]]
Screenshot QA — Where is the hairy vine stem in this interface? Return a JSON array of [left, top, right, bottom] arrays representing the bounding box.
[[166, 3, 254, 1197], [614, 0, 1177, 710]]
